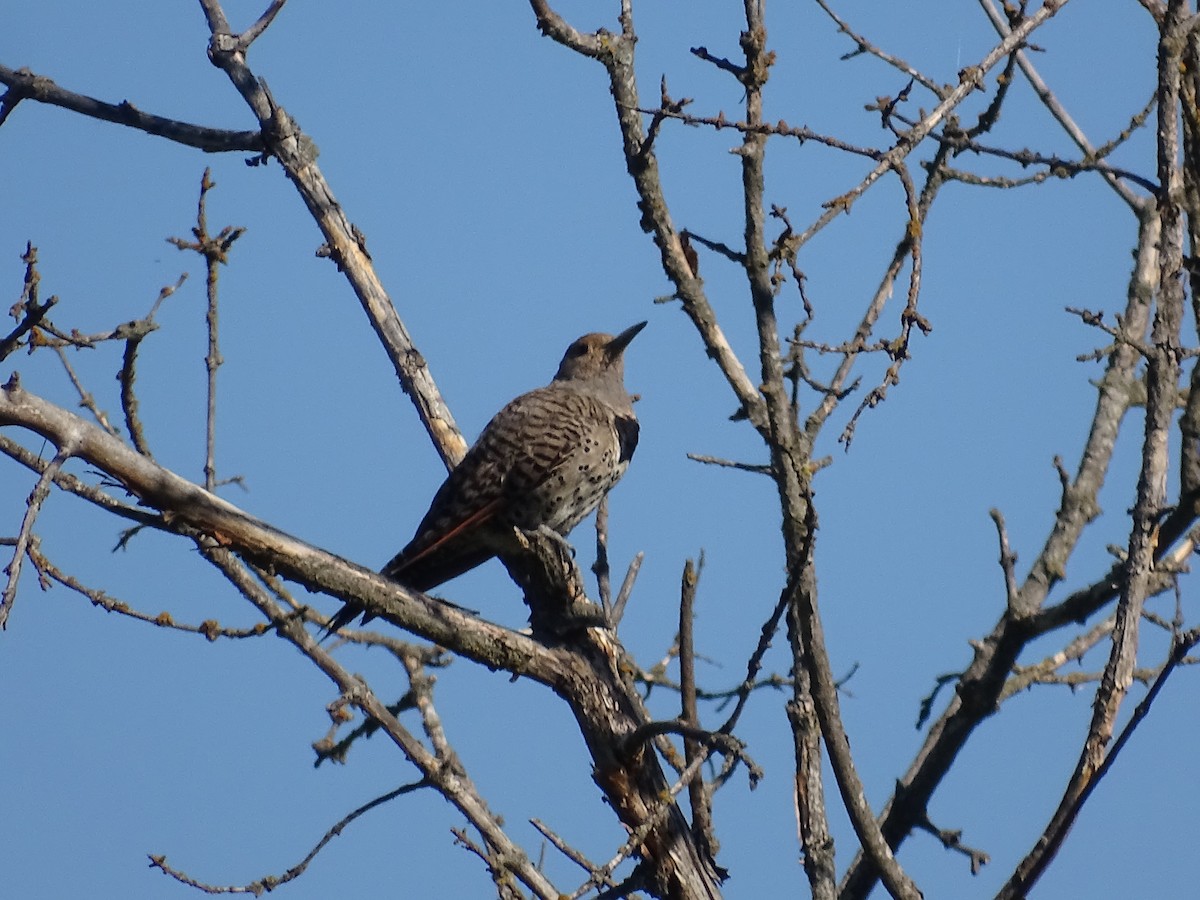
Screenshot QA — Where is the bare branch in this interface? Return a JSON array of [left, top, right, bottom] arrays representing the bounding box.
[[526, 0, 603, 57], [1, 442, 73, 629], [196, 0, 467, 468], [685, 453, 772, 476], [0, 374, 550, 672], [989, 508, 1020, 611], [610, 550, 644, 626], [198, 543, 562, 899], [120, 275, 187, 455], [813, 0, 947, 98], [999, 6, 1188, 894], [915, 813, 991, 876], [149, 781, 428, 895], [787, 536, 922, 900], [529, 818, 618, 889], [977, 0, 1146, 210], [0, 64, 264, 153], [240, 0, 289, 50], [593, 495, 613, 612], [0, 243, 57, 362], [841, 196, 1164, 900], [792, 0, 1071, 253], [29, 546, 270, 639], [678, 558, 718, 858], [168, 169, 245, 487]]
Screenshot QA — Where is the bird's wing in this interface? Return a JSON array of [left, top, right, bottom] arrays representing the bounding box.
[[382, 495, 505, 577], [380, 393, 537, 582], [382, 389, 617, 585], [499, 389, 612, 498]]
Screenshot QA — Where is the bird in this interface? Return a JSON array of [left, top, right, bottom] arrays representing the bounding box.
[[323, 321, 647, 637]]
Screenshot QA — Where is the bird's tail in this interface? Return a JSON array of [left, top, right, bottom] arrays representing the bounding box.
[[318, 602, 364, 642]]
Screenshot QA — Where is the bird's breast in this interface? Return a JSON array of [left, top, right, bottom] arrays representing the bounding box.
[[503, 405, 632, 535]]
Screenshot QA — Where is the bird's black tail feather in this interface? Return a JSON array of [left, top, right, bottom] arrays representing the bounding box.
[[318, 602, 366, 642]]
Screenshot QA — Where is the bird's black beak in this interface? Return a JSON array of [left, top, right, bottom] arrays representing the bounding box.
[[606, 321, 648, 359]]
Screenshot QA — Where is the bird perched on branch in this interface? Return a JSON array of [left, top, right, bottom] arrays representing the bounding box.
[[324, 321, 647, 637]]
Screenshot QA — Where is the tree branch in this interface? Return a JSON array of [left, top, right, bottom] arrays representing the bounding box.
[[196, 0, 467, 468], [0, 63, 264, 153]]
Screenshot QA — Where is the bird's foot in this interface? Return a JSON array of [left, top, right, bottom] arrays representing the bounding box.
[[529, 524, 576, 559], [531, 598, 609, 639]]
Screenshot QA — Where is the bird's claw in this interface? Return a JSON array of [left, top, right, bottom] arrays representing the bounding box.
[[531, 524, 576, 559]]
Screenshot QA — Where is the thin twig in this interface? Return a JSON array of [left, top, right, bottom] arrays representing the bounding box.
[[977, 0, 1146, 211], [678, 557, 720, 858], [1, 442, 73, 629], [239, 0, 289, 49], [53, 346, 120, 436], [150, 781, 428, 894], [28, 545, 268, 639], [686, 453, 772, 475], [989, 509, 1020, 611], [0, 243, 58, 363], [193, 540, 559, 899], [120, 274, 187, 456], [530, 818, 616, 887], [610, 550, 644, 626], [168, 168, 244, 488], [813, 0, 947, 97], [0, 433, 164, 527], [915, 813, 991, 875], [593, 495, 612, 612]]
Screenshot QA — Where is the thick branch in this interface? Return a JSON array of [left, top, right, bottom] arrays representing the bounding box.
[[999, 5, 1188, 894], [0, 373, 719, 900], [0, 373, 546, 674], [528, 1, 768, 437], [840, 173, 1162, 900], [195, 1, 467, 468]]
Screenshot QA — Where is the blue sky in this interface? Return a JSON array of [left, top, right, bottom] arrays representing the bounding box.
[[1, 2, 1191, 898]]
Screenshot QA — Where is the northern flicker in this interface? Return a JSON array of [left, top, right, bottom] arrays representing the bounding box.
[[324, 321, 646, 636]]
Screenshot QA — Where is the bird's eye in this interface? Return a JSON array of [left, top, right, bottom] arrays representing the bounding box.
[[567, 342, 588, 357]]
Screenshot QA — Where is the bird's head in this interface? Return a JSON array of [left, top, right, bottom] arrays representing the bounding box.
[[553, 321, 647, 383]]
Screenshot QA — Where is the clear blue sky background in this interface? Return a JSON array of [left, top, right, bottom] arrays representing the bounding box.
[[1, 2, 1192, 898]]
